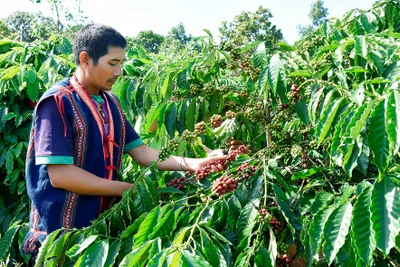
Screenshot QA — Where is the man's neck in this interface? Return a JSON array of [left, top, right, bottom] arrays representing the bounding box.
[[74, 69, 100, 96]]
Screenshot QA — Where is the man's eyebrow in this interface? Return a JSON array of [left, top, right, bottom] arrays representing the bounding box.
[[110, 58, 126, 62]]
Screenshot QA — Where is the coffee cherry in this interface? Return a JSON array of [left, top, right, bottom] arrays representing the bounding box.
[[276, 254, 293, 267], [270, 217, 281, 233], [225, 110, 236, 119], [182, 130, 197, 144], [166, 177, 188, 190], [212, 176, 237, 195], [195, 121, 206, 134], [237, 162, 256, 181], [210, 114, 223, 128]]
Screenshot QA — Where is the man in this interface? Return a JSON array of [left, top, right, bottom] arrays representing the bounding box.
[[21, 23, 228, 258]]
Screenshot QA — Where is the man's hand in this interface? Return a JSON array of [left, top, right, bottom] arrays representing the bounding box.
[[191, 155, 227, 173], [228, 140, 245, 152]]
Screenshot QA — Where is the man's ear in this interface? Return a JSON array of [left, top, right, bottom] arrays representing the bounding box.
[[79, 52, 90, 67]]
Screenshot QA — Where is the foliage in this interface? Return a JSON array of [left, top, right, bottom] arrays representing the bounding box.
[[297, 0, 329, 38], [132, 30, 165, 54], [219, 6, 284, 48], [1, 0, 400, 266]]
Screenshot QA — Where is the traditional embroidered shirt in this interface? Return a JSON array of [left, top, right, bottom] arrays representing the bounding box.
[[22, 74, 143, 253]]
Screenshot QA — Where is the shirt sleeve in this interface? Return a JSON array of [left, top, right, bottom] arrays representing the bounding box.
[[124, 117, 143, 152], [34, 96, 74, 165]]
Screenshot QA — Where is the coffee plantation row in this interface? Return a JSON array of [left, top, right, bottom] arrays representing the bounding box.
[[1, 0, 400, 266]]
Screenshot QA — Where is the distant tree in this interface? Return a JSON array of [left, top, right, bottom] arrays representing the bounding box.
[[29, 12, 60, 40], [159, 23, 193, 54], [5, 11, 59, 42], [30, 0, 87, 31], [218, 6, 283, 48], [133, 30, 165, 54], [309, 0, 329, 26], [297, 0, 329, 38], [166, 23, 192, 46], [5, 11, 36, 42], [0, 20, 11, 39]]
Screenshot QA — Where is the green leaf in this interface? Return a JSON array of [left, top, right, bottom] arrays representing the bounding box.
[[181, 249, 213, 267], [268, 54, 287, 104], [66, 235, 98, 257], [368, 99, 391, 176], [316, 97, 344, 144], [355, 36, 368, 58], [255, 244, 272, 267], [133, 179, 157, 216], [164, 102, 177, 138], [308, 85, 324, 126], [322, 202, 353, 265], [34, 229, 62, 267], [253, 42, 267, 69], [308, 206, 335, 260], [236, 199, 259, 242], [351, 184, 375, 266], [386, 91, 400, 155], [44, 231, 73, 265], [335, 234, 358, 267], [119, 239, 155, 267], [120, 212, 148, 239], [157, 187, 184, 195], [288, 70, 311, 77], [133, 206, 160, 248], [199, 229, 220, 267], [104, 240, 121, 267], [277, 42, 296, 52], [273, 184, 301, 242], [74, 240, 109, 267], [0, 65, 22, 80], [0, 224, 19, 260], [148, 208, 175, 239], [186, 100, 196, 131], [294, 101, 310, 125], [371, 175, 400, 255], [368, 49, 384, 75]]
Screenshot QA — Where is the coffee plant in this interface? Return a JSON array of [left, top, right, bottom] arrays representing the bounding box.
[[1, 0, 400, 266]]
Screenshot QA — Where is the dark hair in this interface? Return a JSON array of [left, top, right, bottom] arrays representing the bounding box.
[[73, 23, 127, 66]]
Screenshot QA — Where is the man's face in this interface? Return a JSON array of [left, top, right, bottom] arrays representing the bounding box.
[[85, 46, 126, 94]]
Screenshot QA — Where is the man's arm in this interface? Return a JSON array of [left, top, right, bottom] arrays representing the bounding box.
[[47, 164, 132, 196], [127, 144, 226, 172]]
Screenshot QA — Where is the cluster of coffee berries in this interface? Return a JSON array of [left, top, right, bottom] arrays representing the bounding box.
[[190, 84, 201, 96], [226, 145, 249, 161], [291, 84, 301, 102], [219, 84, 230, 93], [270, 217, 281, 233], [181, 130, 197, 144], [200, 193, 209, 203], [276, 254, 293, 267], [158, 146, 172, 162], [168, 138, 180, 152], [195, 121, 206, 134], [195, 164, 213, 180], [166, 177, 188, 190], [301, 146, 309, 168], [277, 241, 289, 254], [195, 146, 249, 181], [257, 208, 272, 222], [225, 110, 236, 119], [237, 162, 256, 180], [212, 176, 237, 195], [210, 114, 222, 128], [195, 159, 227, 180], [203, 83, 215, 96], [244, 107, 265, 123]]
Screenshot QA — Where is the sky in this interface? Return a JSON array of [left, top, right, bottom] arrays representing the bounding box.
[[0, 0, 378, 45]]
